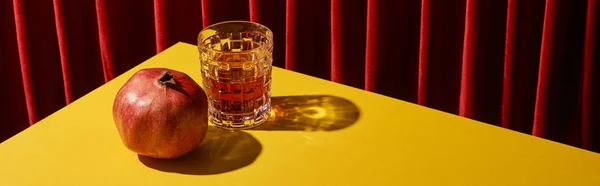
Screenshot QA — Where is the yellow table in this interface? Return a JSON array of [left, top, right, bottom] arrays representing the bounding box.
[[1, 43, 599, 186]]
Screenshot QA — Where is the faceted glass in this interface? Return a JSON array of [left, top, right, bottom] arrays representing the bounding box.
[[198, 21, 273, 129]]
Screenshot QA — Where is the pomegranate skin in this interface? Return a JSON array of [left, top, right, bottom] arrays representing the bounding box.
[[112, 68, 208, 159]]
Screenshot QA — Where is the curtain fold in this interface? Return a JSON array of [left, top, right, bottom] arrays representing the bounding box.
[[1, 0, 599, 153], [418, 0, 465, 114], [0, 0, 29, 141], [459, 0, 507, 125], [535, 0, 588, 146], [96, 0, 157, 81], [54, 0, 105, 103], [331, 0, 366, 89], [154, 0, 204, 53], [286, 0, 331, 80], [13, 0, 66, 124], [583, 0, 600, 150], [366, 0, 420, 102], [502, 0, 545, 135]]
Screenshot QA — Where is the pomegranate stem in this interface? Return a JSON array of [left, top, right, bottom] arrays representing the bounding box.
[[158, 71, 176, 86]]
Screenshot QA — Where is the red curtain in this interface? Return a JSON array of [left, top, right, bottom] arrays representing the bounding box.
[[1, 0, 599, 152]]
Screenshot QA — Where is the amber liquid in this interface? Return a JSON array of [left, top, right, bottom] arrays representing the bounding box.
[[201, 52, 272, 128]]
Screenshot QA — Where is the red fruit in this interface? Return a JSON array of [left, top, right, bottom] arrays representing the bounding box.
[[112, 68, 209, 159]]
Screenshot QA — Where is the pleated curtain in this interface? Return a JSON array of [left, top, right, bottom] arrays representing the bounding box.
[[0, 0, 598, 153]]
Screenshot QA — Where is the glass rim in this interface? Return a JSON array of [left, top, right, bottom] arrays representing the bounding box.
[[197, 20, 273, 54]]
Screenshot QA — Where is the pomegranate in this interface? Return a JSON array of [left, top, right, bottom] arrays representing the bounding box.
[[112, 68, 209, 159]]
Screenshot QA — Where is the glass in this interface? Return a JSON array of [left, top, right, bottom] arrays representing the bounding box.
[[198, 21, 273, 129]]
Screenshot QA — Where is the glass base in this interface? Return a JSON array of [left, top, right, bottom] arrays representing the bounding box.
[[208, 103, 270, 130]]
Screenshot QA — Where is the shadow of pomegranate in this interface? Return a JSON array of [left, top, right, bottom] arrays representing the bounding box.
[[138, 126, 262, 175], [249, 95, 360, 131]]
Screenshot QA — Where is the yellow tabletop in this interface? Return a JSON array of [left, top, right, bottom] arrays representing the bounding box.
[[1, 43, 599, 186]]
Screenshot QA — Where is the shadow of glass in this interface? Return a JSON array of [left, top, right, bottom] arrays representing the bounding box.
[[138, 126, 262, 175], [249, 95, 360, 131]]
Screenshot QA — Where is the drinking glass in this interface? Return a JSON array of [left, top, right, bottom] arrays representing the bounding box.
[[198, 21, 273, 129]]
